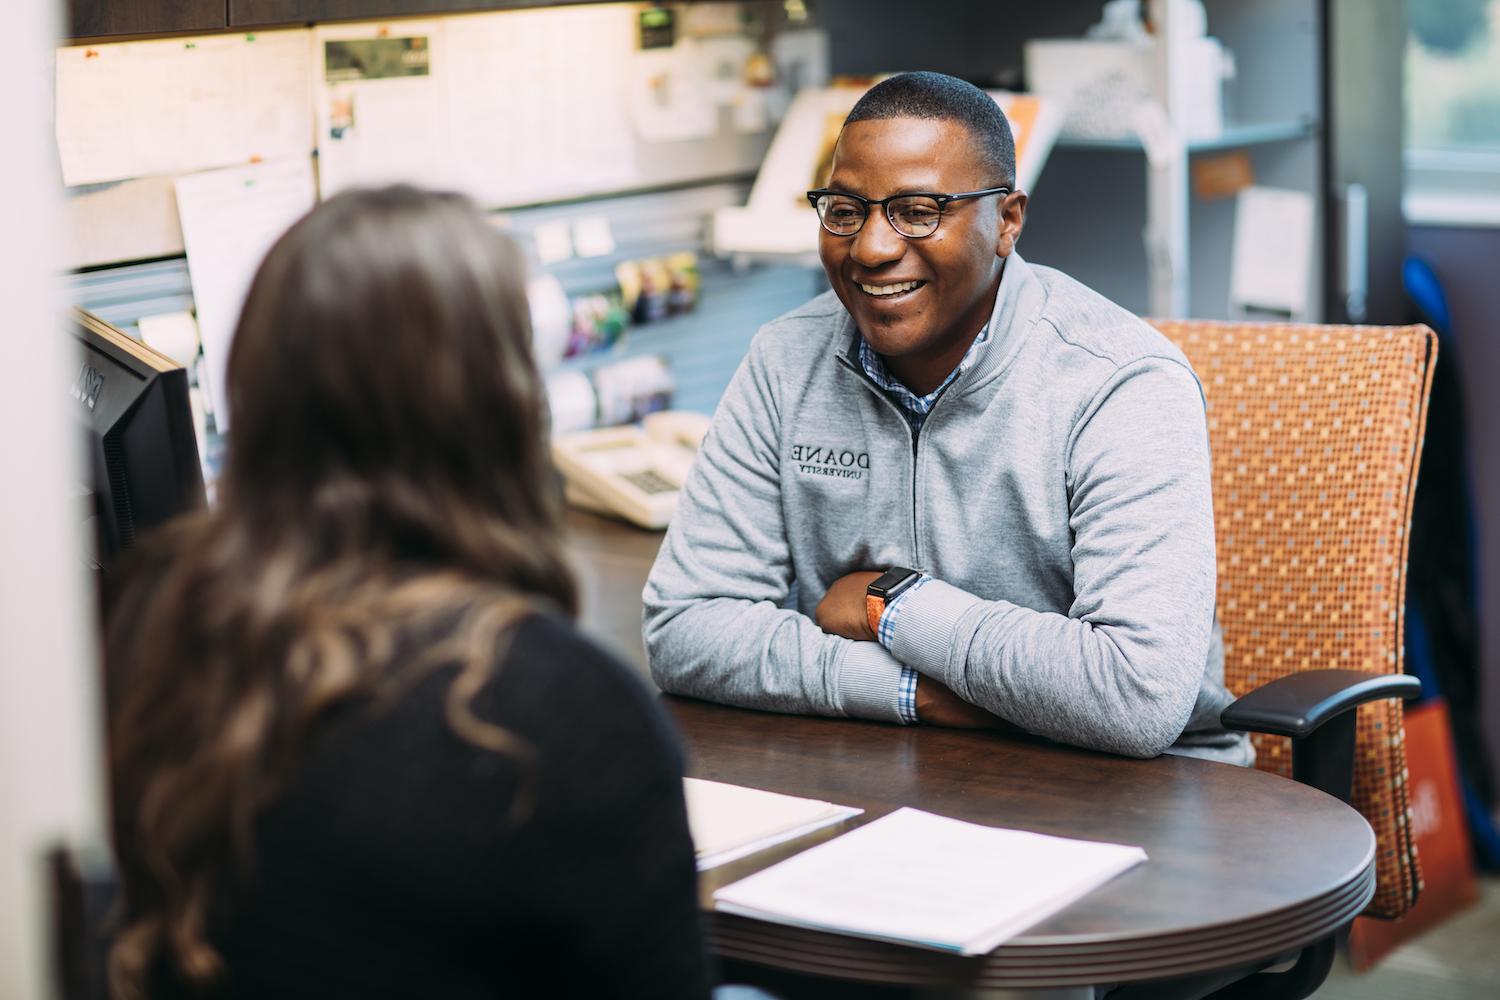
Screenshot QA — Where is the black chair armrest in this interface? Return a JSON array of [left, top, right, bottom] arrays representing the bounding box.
[[1219, 668, 1420, 805], [1220, 669, 1421, 739]]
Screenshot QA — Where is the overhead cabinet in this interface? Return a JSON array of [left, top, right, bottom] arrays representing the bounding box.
[[68, 0, 226, 38], [227, 1, 582, 28]]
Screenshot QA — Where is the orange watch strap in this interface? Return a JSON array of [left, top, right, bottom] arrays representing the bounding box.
[[865, 593, 885, 638]]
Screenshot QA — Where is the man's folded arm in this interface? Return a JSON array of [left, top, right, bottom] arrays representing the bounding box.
[[886, 360, 1218, 756], [643, 338, 911, 724]]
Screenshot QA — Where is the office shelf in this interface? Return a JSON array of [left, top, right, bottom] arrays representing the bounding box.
[[1053, 118, 1319, 153]]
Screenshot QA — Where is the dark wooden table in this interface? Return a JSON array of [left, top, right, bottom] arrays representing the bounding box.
[[564, 511, 1377, 995]]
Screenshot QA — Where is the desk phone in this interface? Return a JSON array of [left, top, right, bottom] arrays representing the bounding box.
[[552, 411, 711, 529]]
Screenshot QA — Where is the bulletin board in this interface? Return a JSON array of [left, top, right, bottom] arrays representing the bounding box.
[[58, 4, 829, 269]]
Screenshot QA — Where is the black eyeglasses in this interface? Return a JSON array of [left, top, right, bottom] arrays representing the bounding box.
[[806, 186, 1011, 238]]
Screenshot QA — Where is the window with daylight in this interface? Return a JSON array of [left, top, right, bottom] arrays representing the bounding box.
[[1405, 0, 1500, 224]]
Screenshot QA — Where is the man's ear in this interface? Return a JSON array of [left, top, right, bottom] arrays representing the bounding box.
[[997, 191, 1028, 258]]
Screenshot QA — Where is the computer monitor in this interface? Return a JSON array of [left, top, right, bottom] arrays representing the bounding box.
[[71, 308, 205, 571]]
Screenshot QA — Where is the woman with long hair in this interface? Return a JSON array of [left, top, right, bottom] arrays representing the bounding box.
[[105, 186, 710, 999]]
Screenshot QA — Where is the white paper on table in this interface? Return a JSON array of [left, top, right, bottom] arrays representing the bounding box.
[[312, 21, 453, 196], [56, 32, 312, 187], [714, 807, 1146, 956], [684, 779, 862, 871], [176, 157, 317, 433]]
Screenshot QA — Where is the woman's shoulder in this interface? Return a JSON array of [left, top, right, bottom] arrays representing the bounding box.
[[504, 610, 643, 689], [483, 609, 678, 745]]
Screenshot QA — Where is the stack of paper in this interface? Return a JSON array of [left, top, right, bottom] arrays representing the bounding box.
[[683, 779, 862, 870], [714, 807, 1146, 955]]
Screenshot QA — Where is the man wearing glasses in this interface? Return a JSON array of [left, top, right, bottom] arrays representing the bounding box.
[[644, 72, 1249, 763]]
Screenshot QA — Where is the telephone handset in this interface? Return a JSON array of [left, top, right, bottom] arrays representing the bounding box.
[[552, 410, 712, 530]]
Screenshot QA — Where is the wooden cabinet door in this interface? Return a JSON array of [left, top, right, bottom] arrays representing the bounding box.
[[227, 2, 559, 27], [68, 0, 227, 38]]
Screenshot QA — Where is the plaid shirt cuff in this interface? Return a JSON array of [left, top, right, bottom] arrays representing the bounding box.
[[879, 576, 930, 727], [876, 574, 931, 650], [896, 666, 920, 725]]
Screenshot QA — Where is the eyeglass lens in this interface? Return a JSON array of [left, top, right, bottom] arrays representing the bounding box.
[[815, 194, 944, 237]]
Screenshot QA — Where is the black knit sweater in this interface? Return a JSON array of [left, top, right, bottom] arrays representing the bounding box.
[[123, 613, 711, 999]]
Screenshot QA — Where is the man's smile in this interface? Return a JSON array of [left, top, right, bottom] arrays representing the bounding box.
[[855, 279, 928, 302]]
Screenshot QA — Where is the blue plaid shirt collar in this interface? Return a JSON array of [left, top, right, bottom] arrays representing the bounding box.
[[857, 323, 991, 430]]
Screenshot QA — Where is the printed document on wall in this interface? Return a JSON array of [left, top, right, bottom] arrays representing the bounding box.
[[626, 39, 720, 143], [313, 21, 454, 196], [445, 6, 637, 207], [56, 32, 312, 187], [176, 158, 316, 432]]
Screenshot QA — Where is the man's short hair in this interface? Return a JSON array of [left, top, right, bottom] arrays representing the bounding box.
[[842, 71, 1016, 188]]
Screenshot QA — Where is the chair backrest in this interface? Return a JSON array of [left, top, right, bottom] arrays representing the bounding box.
[[1151, 319, 1437, 919]]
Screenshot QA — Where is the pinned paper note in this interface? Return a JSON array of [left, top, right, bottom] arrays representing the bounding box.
[[533, 220, 574, 264], [627, 41, 718, 142], [572, 215, 616, 258], [136, 311, 201, 367], [313, 21, 454, 196], [1230, 186, 1314, 320], [732, 90, 771, 134], [443, 6, 638, 208], [55, 32, 313, 187], [175, 158, 317, 432]]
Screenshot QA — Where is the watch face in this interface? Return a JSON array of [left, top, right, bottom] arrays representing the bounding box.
[[869, 566, 918, 599]]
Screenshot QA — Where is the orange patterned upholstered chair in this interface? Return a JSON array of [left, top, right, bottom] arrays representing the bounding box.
[[1145, 320, 1437, 997]]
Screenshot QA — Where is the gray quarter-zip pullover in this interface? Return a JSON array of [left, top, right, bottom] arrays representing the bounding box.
[[643, 253, 1252, 764]]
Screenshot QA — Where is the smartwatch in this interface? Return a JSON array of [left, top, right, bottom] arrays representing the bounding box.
[[866, 566, 920, 637]]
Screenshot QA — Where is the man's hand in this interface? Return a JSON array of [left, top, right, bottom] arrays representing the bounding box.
[[815, 570, 882, 641], [816, 572, 1014, 731], [916, 675, 1014, 729]]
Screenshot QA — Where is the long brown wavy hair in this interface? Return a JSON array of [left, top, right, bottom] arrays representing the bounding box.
[[105, 186, 577, 998]]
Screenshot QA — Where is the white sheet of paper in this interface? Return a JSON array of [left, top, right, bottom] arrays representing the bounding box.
[[627, 41, 719, 143], [444, 6, 637, 208], [176, 157, 317, 432], [572, 215, 616, 258], [731, 90, 771, 135], [136, 311, 201, 367], [56, 32, 312, 187], [63, 175, 185, 269], [312, 22, 454, 196], [1231, 185, 1315, 319], [714, 807, 1146, 955], [533, 220, 574, 264], [684, 779, 862, 870]]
